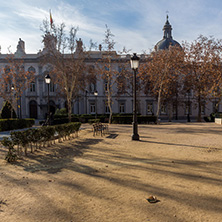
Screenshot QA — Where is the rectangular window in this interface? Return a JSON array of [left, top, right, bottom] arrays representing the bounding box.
[[49, 82, 55, 92], [119, 102, 125, 113], [104, 100, 111, 114], [201, 104, 205, 115], [30, 82, 36, 92], [161, 104, 167, 114], [147, 102, 153, 114], [173, 103, 177, 115], [213, 101, 219, 113], [137, 100, 140, 114], [105, 105, 110, 113], [104, 81, 108, 92], [185, 103, 192, 115], [90, 102, 96, 114]]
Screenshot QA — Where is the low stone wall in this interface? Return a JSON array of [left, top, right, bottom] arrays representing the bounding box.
[[215, 118, 222, 124]]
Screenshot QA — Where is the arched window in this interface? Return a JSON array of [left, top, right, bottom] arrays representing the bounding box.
[[28, 66, 36, 73]]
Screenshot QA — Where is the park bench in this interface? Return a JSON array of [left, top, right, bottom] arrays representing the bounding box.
[[92, 123, 109, 136]]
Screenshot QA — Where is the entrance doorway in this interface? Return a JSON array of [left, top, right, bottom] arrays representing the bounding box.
[[29, 100, 38, 119]]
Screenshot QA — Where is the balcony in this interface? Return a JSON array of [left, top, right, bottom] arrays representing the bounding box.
[[26, 91, 38, 97]]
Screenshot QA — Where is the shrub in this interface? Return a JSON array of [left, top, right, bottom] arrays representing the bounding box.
[[54, 108, 68, 119], [204, 116, 211, 122], [1, 137, 17, 162], [8, 122, 82, 157], [0, 118, 35, 132], [59, 108, 68, 115], [204, 113, 217, 122], [215, 112, 222, 118]]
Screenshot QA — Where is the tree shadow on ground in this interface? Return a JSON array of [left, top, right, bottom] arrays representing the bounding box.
[[1, 125, 222, 221], [14, 138, 103, 174], [70, 144, 222, 221], [139, 139, 222, 150], [139, 124, 222, 136]]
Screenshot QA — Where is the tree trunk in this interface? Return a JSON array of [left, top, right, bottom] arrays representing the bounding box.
[[68, 98, 72, 123], [107, 62, 112, 124], [108, 105, 112, 124], [108, 87, 112, 124], [156, 84, 163, 121], [197, 94, 202, 122]]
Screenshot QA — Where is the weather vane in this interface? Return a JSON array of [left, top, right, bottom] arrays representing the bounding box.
[[166, 10, 169, 19]]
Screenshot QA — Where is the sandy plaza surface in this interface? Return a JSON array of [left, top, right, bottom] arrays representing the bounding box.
[[0, 122, 222, 222]]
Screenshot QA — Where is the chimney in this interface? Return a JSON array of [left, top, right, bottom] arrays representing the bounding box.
[[99, 44, 102, 51]]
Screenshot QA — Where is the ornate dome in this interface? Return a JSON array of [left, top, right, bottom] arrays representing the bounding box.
[[154, 15, 181, 51]]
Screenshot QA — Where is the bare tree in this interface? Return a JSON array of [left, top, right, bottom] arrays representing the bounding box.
[[40, 19, 86, 122], [96, 25, 131, 123], [183, 35, 222, 121], [139, 45, 184, 120], [0, 53, 35, 118]]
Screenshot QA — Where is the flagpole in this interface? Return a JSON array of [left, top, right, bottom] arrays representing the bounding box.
[[49, 9, 53, 29]]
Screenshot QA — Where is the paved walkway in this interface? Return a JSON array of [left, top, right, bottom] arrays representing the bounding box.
[[0, 118, 198, 141]]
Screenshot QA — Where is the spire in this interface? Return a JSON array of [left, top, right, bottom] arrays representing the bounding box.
[[163, 14, 172, 39]]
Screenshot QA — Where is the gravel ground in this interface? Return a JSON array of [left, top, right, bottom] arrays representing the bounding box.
[[0, 122, 221, 222]]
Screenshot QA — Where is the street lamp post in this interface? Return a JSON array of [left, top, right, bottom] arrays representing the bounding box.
[[45, 74, 51, 125], [85, 90, 88, 114], [130, 53, 140, 141], [94, 90, 98, 119], [11, 84, 15, 119], [187, 90, 191, 122]]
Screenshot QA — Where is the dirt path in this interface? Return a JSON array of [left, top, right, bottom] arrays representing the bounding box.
[[0, 123, 222, 222]]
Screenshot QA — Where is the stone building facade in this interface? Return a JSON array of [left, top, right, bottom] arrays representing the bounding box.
[[0, 17, 217, 120]]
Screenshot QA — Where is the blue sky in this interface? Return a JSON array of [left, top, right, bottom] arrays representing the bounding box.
[[1, 0, 222, 54]]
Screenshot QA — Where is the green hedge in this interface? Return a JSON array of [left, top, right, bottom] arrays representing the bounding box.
[[52, 114, 110, 124], [112, 116, 132, 124], [53, 113, 81, 119], [215, 112, 222, 118], [138, 116, 157, 124], [52, 113, 157, 124], [79, 114, 109, 123], [112, 115, 157, 124], [0, 118, 35, 132], [52, 117, 79, 125]]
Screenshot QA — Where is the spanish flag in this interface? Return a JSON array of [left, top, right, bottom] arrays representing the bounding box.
[[50, 10, 53, 28]]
